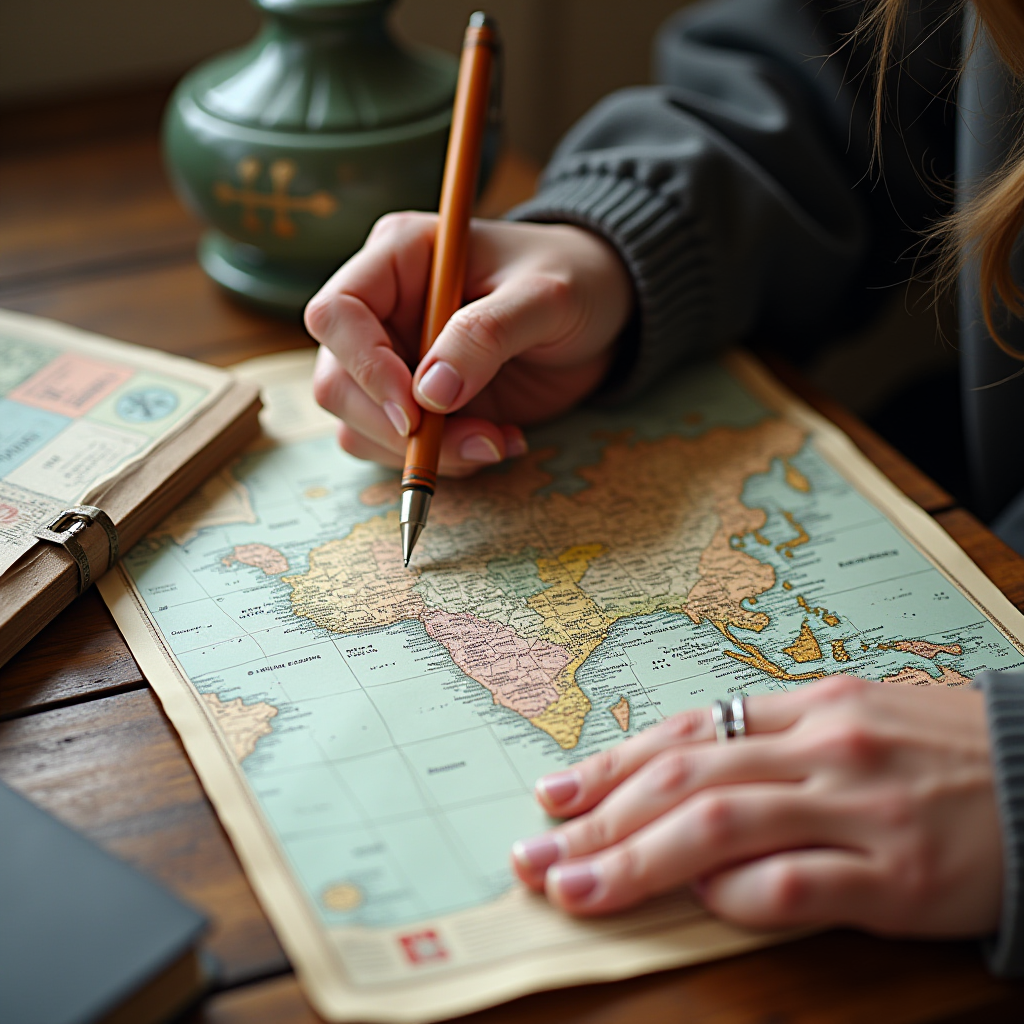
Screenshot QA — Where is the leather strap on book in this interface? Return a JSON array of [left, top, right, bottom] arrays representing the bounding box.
[[34, 506, 120, 595]]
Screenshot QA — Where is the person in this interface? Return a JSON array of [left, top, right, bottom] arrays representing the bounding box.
[[303, 0, 1024, 975]]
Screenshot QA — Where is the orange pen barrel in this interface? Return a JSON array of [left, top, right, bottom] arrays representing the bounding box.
[[401, 15, 497, 494]]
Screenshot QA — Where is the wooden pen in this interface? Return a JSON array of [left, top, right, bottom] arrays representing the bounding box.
[[400, 11, 498, 568]]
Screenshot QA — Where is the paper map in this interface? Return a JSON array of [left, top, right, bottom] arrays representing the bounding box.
[[99, 350, 1024, 1022], [0, 309, 227, 575]]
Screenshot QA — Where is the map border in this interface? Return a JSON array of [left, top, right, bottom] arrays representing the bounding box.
[[97, 350, 1024, 1023]]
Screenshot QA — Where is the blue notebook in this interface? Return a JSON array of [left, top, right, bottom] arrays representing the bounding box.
[[0, 781, 208, 1024]]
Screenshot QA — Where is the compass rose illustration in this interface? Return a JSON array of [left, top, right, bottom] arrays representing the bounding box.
[[116, 387, 179, 423]]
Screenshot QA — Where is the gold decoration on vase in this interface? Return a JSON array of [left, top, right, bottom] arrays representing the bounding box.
[[214, 157, 338, 238]]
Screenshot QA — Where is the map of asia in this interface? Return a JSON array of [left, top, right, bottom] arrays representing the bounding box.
[[100, 351, 1024, 1022]]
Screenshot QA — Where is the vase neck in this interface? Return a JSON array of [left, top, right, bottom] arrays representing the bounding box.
[[253, 0, 395, 25], [194, 0, 457, 133]]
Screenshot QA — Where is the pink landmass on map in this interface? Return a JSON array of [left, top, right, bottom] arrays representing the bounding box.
[[892, 640, 964, 659], [223, 543, 289, 575], [882, 664, 972, 687], [421, 609, 567, 718]]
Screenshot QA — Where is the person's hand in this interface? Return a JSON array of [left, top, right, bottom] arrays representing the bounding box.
[[305, 213, 633, 476], [511, 676, 1002, 938]]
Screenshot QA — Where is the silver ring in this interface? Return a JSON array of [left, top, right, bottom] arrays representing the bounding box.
[[711, 700, 728, 744], [711, 696, 746, 743], [730, 695, 746, 740]]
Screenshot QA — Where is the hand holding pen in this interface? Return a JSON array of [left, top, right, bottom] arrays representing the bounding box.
[[304, 22, 633, 523]]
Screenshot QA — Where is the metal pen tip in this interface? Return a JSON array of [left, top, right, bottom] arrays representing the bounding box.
[[401, 521, 424, 568], [399, 487, 431, 568]]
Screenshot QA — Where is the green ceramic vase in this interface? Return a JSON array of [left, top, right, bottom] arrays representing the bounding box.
[[163, 0, 460, 315]]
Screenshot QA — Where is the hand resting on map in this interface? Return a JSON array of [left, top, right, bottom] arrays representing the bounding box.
[[305, 213, 633, 476], [511, 676, 1003, 937]]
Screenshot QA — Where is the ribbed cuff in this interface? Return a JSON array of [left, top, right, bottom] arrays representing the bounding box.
[[507, 170, 714, 402], [975, 669, 1024, 976]]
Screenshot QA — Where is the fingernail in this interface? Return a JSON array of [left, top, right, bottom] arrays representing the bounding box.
[[460, 435, 502, 464], [506, 430, 528, 458], [511, 834, 565, 872], [549, 862, 600, 902], [536, 771, 579, 806], [383, 401, 410, 437], [417, 361, 462, 411]]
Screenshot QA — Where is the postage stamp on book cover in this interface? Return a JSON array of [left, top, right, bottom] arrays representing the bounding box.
[[0, 310, 228, 576], [99, 349, 1024, 1023]]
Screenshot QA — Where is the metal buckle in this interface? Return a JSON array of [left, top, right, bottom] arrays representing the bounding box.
[[34, 505, 120, 595]]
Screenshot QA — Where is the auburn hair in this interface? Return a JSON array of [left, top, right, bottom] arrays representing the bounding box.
[[867, 0, 1024, 356]]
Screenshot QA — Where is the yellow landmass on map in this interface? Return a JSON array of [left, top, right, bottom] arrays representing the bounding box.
[[527, 546, 608, 748], [609, 696, 630, 731], [283, 512, 423, 633], [285, 418, 808, 749], [795, 595, 840, 626], [775, 512, 809, 559], [321, 882, 364, 912], [782, 619, 823, 663], [203, 693, 277, 761], [715, 621, 824, 681], [784, 460, 811, 492], [831, 639, 851, 663]]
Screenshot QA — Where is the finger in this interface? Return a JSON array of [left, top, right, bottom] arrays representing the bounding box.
[[310, 210, 437, 350], [532, 709, 716, 818], [542, 786, 842, 915], [412, 274, 577, 414], [320, 338, 528, 472], [699, 849, 877, 930], [513, 739, 809, 887], [336, 422, 404, 468], [532, 683, 837, 819], [309, 301, 419, 438], [337, 418, 529, 478], [307, 213, 439, 433], [317, 355, 408, 456]]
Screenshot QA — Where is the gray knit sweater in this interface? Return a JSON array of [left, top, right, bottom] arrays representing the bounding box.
[[509, 0, 1024, 976]]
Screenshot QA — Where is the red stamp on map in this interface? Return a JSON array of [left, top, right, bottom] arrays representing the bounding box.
[[398, 929, 448, 964]]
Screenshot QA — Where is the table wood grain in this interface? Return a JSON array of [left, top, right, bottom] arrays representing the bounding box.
[[187, 936, 1022, 1024], [2, 93, 1023, 1024]]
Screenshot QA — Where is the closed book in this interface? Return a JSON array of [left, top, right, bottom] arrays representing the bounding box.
[[0, 781, 209, 1024], [0, 309, 262, 667]]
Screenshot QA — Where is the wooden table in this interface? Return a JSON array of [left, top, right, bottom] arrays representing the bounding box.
[[3, 92, 1023, 1024]]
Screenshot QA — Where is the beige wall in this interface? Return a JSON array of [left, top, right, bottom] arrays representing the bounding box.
[[0, 1, 261, 103], [394, 0, 684, 159], [0, 0, 686, 161]]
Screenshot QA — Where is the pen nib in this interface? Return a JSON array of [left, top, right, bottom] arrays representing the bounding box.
[[399, 487, 432, 569], [401, 521, 424, 568]]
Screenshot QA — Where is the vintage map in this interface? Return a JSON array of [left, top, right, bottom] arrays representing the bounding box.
[[100, 350, 1024, 1023]]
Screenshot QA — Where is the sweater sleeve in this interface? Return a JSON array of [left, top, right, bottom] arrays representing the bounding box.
[[974, 670, 1024, 976], [507, 0, 958, 398]]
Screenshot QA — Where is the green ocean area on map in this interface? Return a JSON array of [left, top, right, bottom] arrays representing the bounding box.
[[122, 362, 1024, 931]]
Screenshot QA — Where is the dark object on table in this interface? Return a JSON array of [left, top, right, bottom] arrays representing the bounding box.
[[0, 782, 208, 1024], [163, 0, 477, 315]]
